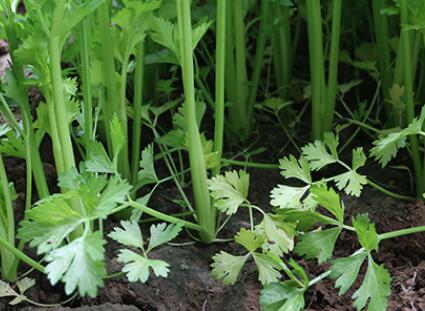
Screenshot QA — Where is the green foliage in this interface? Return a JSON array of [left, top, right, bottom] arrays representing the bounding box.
[[109, 221, 182, 283], [208, 170, 250, 215], [260, 282, 305, 311]]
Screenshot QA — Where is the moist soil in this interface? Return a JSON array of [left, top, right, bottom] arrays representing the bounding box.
[[2, 153, 425, 311]]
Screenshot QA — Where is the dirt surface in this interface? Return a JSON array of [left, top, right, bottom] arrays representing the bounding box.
[[2, 154, 425, 311]]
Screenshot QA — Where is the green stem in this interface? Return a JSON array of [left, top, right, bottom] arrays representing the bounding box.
[[400, 0, 424, 197], [131, 43, 145, 184], [306, 0, 325, 139], [366, 178, 416, 201], [176, 0, 215, 242], [379, 225, 425, 241], [118, 53, 130, 179], [127, 200, 204, 233], [0, 236, 45, 274], [247, 0, 270, 115], [98, 0, 118, 154], [323, 0, 342, 132], [79, 16, 94, 153], [213, 0, 226, 176], [0, 152, 16, 281], [222, 158, 279, 169], [372, 0, 392, 121]]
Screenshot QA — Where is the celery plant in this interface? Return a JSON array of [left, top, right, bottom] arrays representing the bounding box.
[[306, 0, 342, 139], [176, 0, 215, 242]]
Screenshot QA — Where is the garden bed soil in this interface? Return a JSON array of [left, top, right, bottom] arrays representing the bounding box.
[[2, 156, 425, 311]]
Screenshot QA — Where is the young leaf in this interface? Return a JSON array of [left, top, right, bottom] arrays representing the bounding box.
[[352, 214, 379, 251], [259, 214, 295, 256], [85, 141, 114, 174], [235, 228, 264, 253], [310, 185, 344, 223], [108, 220, 144, 249], [147, 223, 183, 252], [352, 256, 391, 311], [370, 131, 406, 167], [330, 251, 367, 295], [137, 144, 159, 187], [333, 170, 367, 197], [302, 133, 339, 170], [208, 170, 249, 215], [18, 196, 83, 254], [295, 227, 342, 264], [260, 281, 305, 311], [253, 253, 282, 285], [117, 249, 170, 283], [45, 232, 106, 297], [352, 147, 367, 170], [0, 277, 35, 305], [93, 175, 132, 217], [279, 155, 311, 184], [270, 185, 309, 209], [211, 251, 249, 285], [110, 115, 125, 160]]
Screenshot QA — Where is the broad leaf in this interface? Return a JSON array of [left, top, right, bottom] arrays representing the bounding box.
[[235, 228, 264, 253], [333, 170, 367, 197], [137, 144, 159, 187], [330, 251, 367, 295], [310, 185, 344, 223], [147, 223, 182, 252], [108, 220, 144, 249], [45, 232, 106, 297], [270, 185, 309, 209], [260, 281, 305, 311], [352, 256, 391, 311], [211, 251, 249, 285], [208, 170, 249, 215], [352, 214, 379, 251], [117, 249, 169, 283], [295, 227, 342, 264], [279, 155, 311, 184], [253, 253, 282, 285]]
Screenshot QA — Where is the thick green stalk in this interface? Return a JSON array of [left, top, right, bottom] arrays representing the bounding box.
[[176, 0, 215, 242], [272, 4, 292, 99], [306, 0, 325, 139], [400, 0, 424, 196], [213, 0, 226, 176], [2, 8, 49, 198], [372, 0, 392, 121], [247, 0, 270, 116], [49, 1, 76, 173], [0, 153, 16, 281], [323, 0, 342, 132], [98, 1, 118, 154], [79, 17, 94, 151], [131, 43, 145, 184], [230, 0, 250, 141], [118, 51, 130, 179]]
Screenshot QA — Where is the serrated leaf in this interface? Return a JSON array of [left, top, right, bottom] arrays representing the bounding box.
[[253, 253, 282, 285], [259, 214, 295, 256], [208, 170, 249, 215], [211, 251, 249, 285], [94, 175, 132, 217], [108, 220, 143, 249], [235, 228, 264, 252], [330, 251, 367, 295], [279, 155, 311, 184], [260, 281, 305, 311], [85, 141, 114, 174], [333, 170, 367, 197], [45, 232, 105, 297], [137, 144, 158, 187], [370, 131, 406, 167], [352, 214, 379, 251], [301, 135, 338, 170], [117, 249, 169, 282], [192, 20, 214, 49], [16, 278, 35, 294], [18, 196, 83, 254], [270, 185, 309, 209], [352, 256, 391, 311], [295, 227, 342, 264], [110, 115, 125, 160], [352, 147, 367, 170], [147, 223, 182, 252], [0, 280, 17, 297], [311, 185, 344, 223]]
